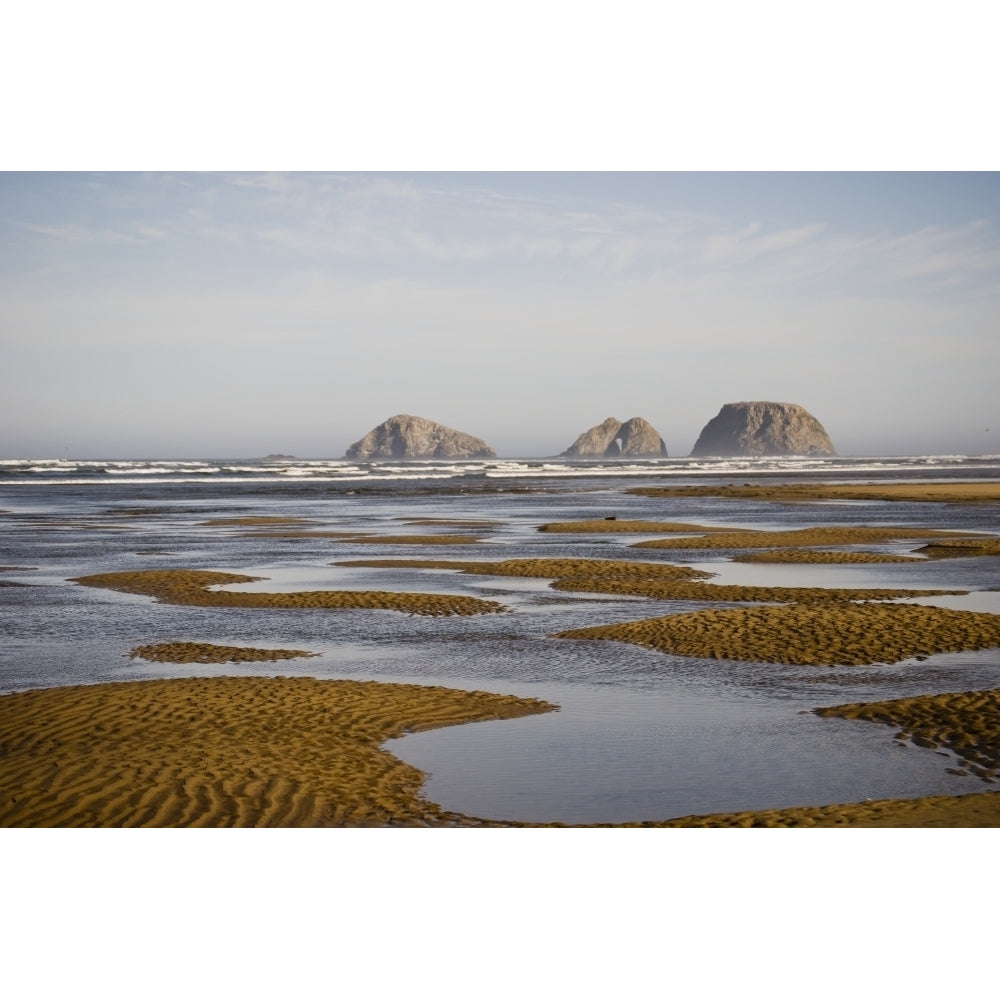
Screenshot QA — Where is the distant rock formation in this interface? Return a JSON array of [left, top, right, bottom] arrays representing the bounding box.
[[561, 417, 668, 458], [691, 401, 835, 456], [345, 414, 497, 460]]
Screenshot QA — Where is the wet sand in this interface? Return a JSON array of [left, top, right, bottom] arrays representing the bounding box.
[[628, 481, 1000, 504], [633, 525, 983, 550], [557, 603, 1000, 666], [72, 569, 507, 616], [3, 675, 999, 827], [338, 555, 964, 604], [129, 642, 319, 663], [0, 677, 555, 827], [653, 687, 1000, 826]]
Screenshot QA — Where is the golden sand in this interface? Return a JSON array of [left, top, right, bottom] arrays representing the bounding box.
[[916, 538, 1000, 558], [336, 556, 963, 605], [734, 549, 921, 563], [643, 688, 1000, 827], [0, 677, 555, 827], [556, 603, 1000, 666], [644, 790, 1000, 827], [633, 525, 980, 551], [130, 642, 318, 663], [815, 688, 1000, 777], [72, 569, 507, 616], [4, 674, 998, 827], [628, 481, 1000, 504]]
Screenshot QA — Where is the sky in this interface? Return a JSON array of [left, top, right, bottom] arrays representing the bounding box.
[[1, 170, 998, 458]]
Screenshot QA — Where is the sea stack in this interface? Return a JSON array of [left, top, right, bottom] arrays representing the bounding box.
[[561, 417, 668, 458], [691, 402, 836, 456], [345, 414, 497, 460]]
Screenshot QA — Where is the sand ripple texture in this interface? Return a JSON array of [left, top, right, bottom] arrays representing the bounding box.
[[0, 677, 555, 827], [632, 525, 983, 551], [557, 603, 1000, 666], [733, 539, 1000, 562], [627, 482, 1000, 504], [130, 642, 318, 663], [337, 556, 962, 605], [644, 790, 1000, 827], [816, 688, 1000, 777], [650, 688, 1000, 826], [72, 569, 506, 616]]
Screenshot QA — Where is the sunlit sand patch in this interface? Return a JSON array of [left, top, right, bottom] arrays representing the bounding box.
[[639, 790, 1000, 827], [537, 519, 740, 534], [335, 556, 963, 605], [130, 642, 319, 663], [555, 604, 1000, 666], [915, 537, 1000, 558], [72, 569, 506, 616], [628, 482, 1000, 504], [337, 556, 708, 578], [633, 526, 979, 551], [815, 688, 1000, 780], [0, 677, 555, 827], [734, 549, 922, 564], [551, 577, 961, 604]]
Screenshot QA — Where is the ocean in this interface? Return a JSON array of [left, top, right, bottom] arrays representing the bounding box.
[[2, 453, 1000, 824]]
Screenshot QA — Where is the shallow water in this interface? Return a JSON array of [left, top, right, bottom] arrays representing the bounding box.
[[2, 456, 999, 823]]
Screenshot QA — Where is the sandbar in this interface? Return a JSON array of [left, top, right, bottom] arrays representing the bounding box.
[[4, 674, 998, 827], [556, 603, 1000, 666], [815, 688, 1000, 776], [633, 525, 984, 550], [336, 556, 963, 605], [72, 569, 506, 616], [0, 677, 555, 827], [628, 481, 1000, 504], [641, 790, 1000, 827], [130, 642, 318, 663]]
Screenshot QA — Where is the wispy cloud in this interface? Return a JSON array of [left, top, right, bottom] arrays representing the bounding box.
[[4, 173, 999, 301]]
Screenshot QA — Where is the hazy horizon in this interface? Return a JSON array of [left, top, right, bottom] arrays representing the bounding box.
[[3, 172, 998, 461]]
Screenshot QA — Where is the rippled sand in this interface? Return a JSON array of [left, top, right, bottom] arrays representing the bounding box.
[[557, 603, 1000, 666], [628, 482, 1000, 504], [4, 675, 998, 827], [129, 642, 318, 663], [0, 677, 555, 827], [72, 569, 506, 616], [338, 556, 963, 604]]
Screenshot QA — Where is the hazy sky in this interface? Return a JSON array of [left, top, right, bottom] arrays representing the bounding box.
[[2, 171, 998, 458]]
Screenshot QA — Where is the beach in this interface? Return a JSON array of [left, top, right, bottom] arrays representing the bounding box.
[[2, 459, 1000, 826]]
